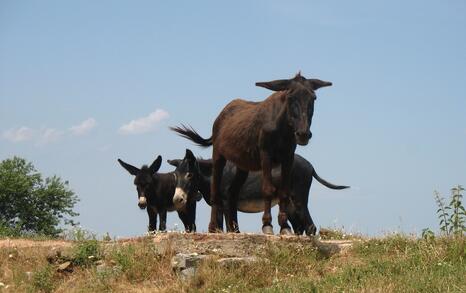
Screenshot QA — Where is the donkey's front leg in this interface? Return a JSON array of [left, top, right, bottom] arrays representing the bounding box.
[[225, 168, 248, 233], [158, 208, 167, 232], [278, 153, 294, 235], [260, 150, 276, 235], [147, 206, 158, 232]]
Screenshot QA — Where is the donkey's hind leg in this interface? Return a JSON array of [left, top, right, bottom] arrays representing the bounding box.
[[260, 151, 276, 235], [277, 154, 293, 235], [209, 153, 226, 233], [225, 168, 248, 233]]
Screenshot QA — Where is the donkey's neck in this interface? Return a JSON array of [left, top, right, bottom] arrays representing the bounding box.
[[151, 172, 176, 199], [198, 174, 212, 204], [267, 98, 295, 146]]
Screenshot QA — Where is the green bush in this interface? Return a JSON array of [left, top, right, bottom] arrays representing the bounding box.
[[31, 265, 55, 293], [0, 157, 79, 237], [73, 238, 101, 267], [433, 185, 465, 236]]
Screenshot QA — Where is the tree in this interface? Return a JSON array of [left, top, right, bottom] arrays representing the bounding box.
[[0, 157, 79, 237]]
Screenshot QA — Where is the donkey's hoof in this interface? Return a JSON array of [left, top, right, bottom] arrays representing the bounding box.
[[262, 225, 274, 235], [306, 225, 317, 236], [280, 228, 293, 235], [208, 223, 220, 233]]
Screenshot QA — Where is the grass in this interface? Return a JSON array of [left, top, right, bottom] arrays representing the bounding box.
[[0, 233, 464, 292]]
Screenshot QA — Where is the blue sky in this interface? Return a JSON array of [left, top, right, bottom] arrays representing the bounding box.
[[1, 1, 465, 237]]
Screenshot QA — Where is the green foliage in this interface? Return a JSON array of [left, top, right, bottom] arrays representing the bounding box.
[[0, 156, 79, 237], [433, 185, 466, 236], [434, 190, 450, 235], [0, 220, 21, 237], [30, 265, 55, 293], [449, 185, 466, 235], [72, 229, 102, 267], [421, 228, 435, 241], [112, 245, 136, 272]]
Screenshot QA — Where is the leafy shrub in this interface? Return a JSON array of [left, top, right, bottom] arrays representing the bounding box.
[[433, 185, 465, 236], [73, 239, 101, 267], [0, 157, 79, 237], [31, 265, 55, 293]]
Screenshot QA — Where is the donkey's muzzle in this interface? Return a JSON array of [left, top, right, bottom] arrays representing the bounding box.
[[138, 196, 147, 209], [173, 187, 188, 210], [295, 131, 311, 145]]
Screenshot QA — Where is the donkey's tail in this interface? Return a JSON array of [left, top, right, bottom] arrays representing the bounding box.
[[312, 169, 349, 190], [170, 124, 213, 147]]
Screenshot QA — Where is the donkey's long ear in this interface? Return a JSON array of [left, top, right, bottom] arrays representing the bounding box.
[[185, 149, 200, 171], [149, 155, 162, 174], [256, 79, 292, 91], [185, 149, 196, 162], [306, 79, 332, 90], [167, 159, 181, 167], [118, 159, 140, 176]]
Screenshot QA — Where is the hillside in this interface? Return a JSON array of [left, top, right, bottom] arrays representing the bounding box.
[[0, 232, 465, 292]]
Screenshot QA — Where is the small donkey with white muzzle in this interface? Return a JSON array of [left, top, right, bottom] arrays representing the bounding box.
[[118, 155, 199, 232]]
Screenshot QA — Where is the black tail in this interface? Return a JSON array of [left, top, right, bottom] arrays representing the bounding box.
[[170, 124, 213, 147], [312, 169, 349, 190]]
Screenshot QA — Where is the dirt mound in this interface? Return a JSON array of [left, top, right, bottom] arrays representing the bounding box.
[[0, 232, 353, 257], [115, 232, 354, 257]]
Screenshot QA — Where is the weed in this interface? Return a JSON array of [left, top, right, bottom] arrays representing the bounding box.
[[449, 185, 466, 235], [72, 238, 101, 266], [431, 185, 466, 237], [30, 265, 54, 293]]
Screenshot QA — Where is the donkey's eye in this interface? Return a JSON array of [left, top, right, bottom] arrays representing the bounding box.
[[186, 173, 193, 180]]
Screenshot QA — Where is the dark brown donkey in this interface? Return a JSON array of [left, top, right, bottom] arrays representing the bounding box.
[[117, 156, 198, 232], [171, 73, 332, 235]]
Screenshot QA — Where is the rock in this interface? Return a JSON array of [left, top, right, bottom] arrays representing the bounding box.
[[171, 253, 209, 271], [311, 238, 354, 257], [57, 261, 73, 272], [216, 256, 261, 267], [171, 253, 210, 281], [46, 248, 61, 263], [46, 247, 74, 264], [180, 267, 197, 281]]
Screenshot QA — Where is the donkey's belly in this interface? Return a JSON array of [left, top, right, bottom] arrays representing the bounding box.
[[237, 198, 279, 213]]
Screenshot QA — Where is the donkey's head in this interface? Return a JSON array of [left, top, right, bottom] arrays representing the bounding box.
[[117, 156, 162, 209], [167, 149, 204, 210], [256, 72, 332, 145]]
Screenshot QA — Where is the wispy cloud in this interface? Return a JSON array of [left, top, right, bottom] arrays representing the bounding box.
[[36, 128, 64, 146], [119, 109, 169, 135], [2, 117, 97, 146], [97, 144, 112, 152], [70, 118, 97, 136], [2, 127, 35, 142]]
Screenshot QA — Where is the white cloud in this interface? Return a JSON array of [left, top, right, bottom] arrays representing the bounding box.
[[36, 128, 64, 146], [97, 144, 111, 152], [2, 127, 35, 142], [69, 118, 97, 136], [119, 109, 169, 135]]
